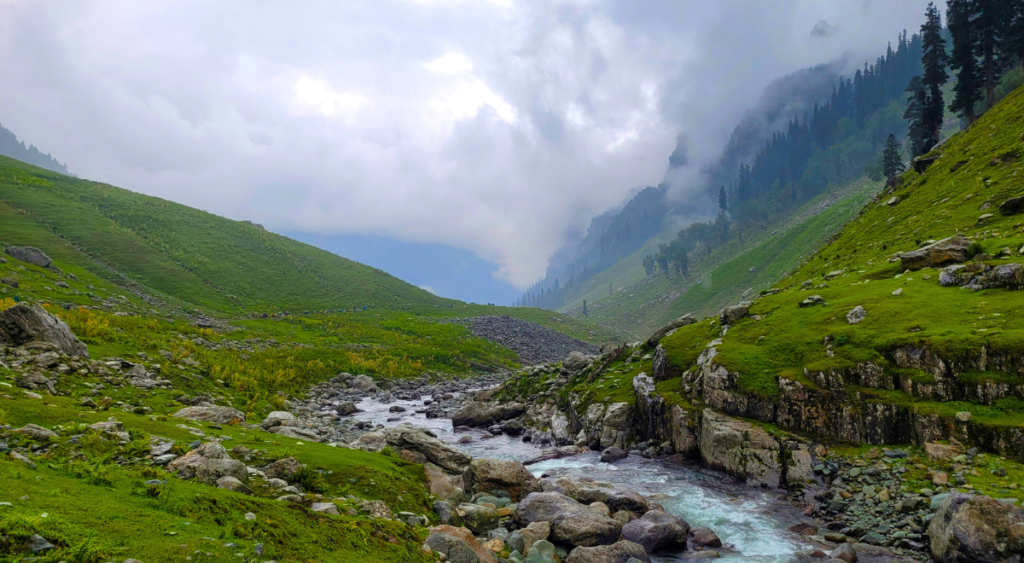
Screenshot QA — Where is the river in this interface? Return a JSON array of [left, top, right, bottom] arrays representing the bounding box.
[[350, 392, 813, 562]]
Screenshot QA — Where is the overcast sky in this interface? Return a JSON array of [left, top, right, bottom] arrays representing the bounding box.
[[0, 0, 930, 288]]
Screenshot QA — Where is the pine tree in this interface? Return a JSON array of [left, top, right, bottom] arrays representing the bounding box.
[[904, 76, 930, 157], [920, 2, 949, 148], [642, 254, 655, 277], [974, 0, 1007, 110], [582, 300, 588, 318], [948, 0, 982, 121], [882, 134, 906, 183], [718, 186, 728, 212], [1009, 0, 1024, 69]]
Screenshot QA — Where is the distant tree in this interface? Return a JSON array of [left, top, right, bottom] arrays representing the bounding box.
[[948, 0, 982, 122], [582, 300, 588, 318], [1009, 0, 1024, 69], [655, 244, 670, 276], [668, 239, 688, 277], [904, 76, 931, 158], [642, 254, 655, 276], [882, 134, 906, 183], [715, 212, 729, 243], [718, 186, 728, 212], [920, 3, 948, 148], [608, 281, 613, 297]]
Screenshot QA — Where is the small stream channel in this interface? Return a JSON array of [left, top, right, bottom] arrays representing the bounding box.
[[351, 392, 813, 562]]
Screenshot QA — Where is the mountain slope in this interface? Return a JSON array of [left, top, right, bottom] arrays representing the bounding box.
[[0, 156, 445, 314], [658, 83, 1024, 458]]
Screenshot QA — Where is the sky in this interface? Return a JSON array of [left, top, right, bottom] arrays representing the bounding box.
[[0, 0, 932, 298]]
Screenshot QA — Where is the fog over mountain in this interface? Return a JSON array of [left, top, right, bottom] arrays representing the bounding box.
[[0, 0, 931, 298]]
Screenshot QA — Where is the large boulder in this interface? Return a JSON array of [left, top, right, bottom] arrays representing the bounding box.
[[456, 503, 499, 535], [428, 525, 496, 563], [168, 443, 247, 484], [514, 492, 622, 548], [620, 510, 689, 552], [260, 411, 297, 430], [386, 425, 472, 473], [646, 314, 696, 347], [451, 401, 526, 428], [563, 351, 592, 372], [173, 405, 246, 424], [424, 532, 482, 563], [272, 426, 321, 441], [0, 304, 89, 357], [564, 540, 651, 563], [353, 430, 387, 452], [699, 410, 782, 488], [928, 493, 1024, 562], [6, 246, 52, 268], [424, 462, 465, 502], [508, 521, 551, 556], [467, 458, 541, 502], [719, 302, 750, 326], [897, 234, 971, 271]]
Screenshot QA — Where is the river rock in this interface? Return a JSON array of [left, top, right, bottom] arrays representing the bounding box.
[[620, 510, 689, 552], [999, 195, 1024, 216], [168, 443, 247, 484], [264, 457, 302, 480], [600, 447, 627, 463], [6, 246, 52, 268], [425, 462, 465, 502], [928, 493, 1024, 562], [386, 425, 472, 472], [897, 234, 970, 271], [468, 458, 541, 501], [564, 351, 592, 372], [564, 540, 651, 563], [846, 306, 866, 324], [173, 405, 246, 424], [830, 543, 857, 563], [424, 532, 482, 563], [690, 526, 722, 548], [457, 503, 499, 534], [429, 525, 497, 563], [514, 492, 623, 548], [508, 521, 551, 556], [0, 303, 89, 357], [699, 410, 781, 488], [350, 374, 378, 392], [216, 476, 253, 494], [273, 426, 321, 441], [353, 430, 387, 452], [452, 401, 526, 428], [335, 401, 358, 416]]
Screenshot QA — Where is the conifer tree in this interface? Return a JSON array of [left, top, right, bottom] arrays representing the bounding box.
[[948, 0, 982, 121], [904, 76, 930, 158], [718, 186, 728, 212], [920, 2, 948, 148], [1009, 0, 1024, 69], [974, 0, 1006, 110], [882, 134, 906, 183]]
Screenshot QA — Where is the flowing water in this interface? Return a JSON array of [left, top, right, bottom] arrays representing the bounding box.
[[351, 393, 812, 562]]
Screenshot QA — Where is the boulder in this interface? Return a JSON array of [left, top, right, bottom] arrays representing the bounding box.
[[923, 442, 962, 462], [514, 492, 622, 548], [846, 306, 866, 325], [690, 526, 721, 548], [799, 295, 825, 307], [0, 304, 89, 357], [897, 234, 971, 271], [386, 425, 472, 472], [260, 411, 297, 430], [451, 401, 526, 428], [173, 405, 246, 424], [468, 458, 541, 502], [600, 447, 627, 463], [719, 302, 750, 325], [350, 374, 378, 392], [311, 502, 339, 515], [564, 351, 591, 372], [216, 476, 253, 494], [353, 431, 387, 452], [168, 443, 247, 484], [264, 457, 302, 480], [335, 401, 358, 416], [273, 426, 321, 441], [699, 410, 781, 488], [428, 525, 497, 563], [912, 154, 939, 173], [424, 462, 465, 502], [456, 503, 499, 535], [999, 195, 1024, 216], [5, 246, 52, 268], [830, 543, 858, 563], [424, 532, 482, 563], [14, 424, 58, 441], [620, 510, 689, 552], [508, 521, 551, 556], [646, 314, 696, 347], [928, 493, 1024, 562], [565, 540, 651, 563]]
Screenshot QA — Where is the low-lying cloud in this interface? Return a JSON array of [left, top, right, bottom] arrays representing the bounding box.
[[0, 0, 930, 288]]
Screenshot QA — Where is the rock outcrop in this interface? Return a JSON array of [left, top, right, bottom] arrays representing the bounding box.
[[699, 410, 782, 488], [5, 246, 52, 268], [928, 493, 1024, 562], [896, 234, 971, 271], [452, 401, 526, 428], [467, 458, 541, 502], [386, 425, 472, 473], [513, 492, 623, 548], [564, 540, 651, 563], [173, 405, 246, 424], [620, 510, 689, 552]]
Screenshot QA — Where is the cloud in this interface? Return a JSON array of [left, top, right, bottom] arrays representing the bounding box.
[[0, 0, 932, 288]]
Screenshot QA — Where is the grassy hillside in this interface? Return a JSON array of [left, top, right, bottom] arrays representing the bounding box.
[[660, 84, 1024, 440], [0, 156, 446, 314]]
